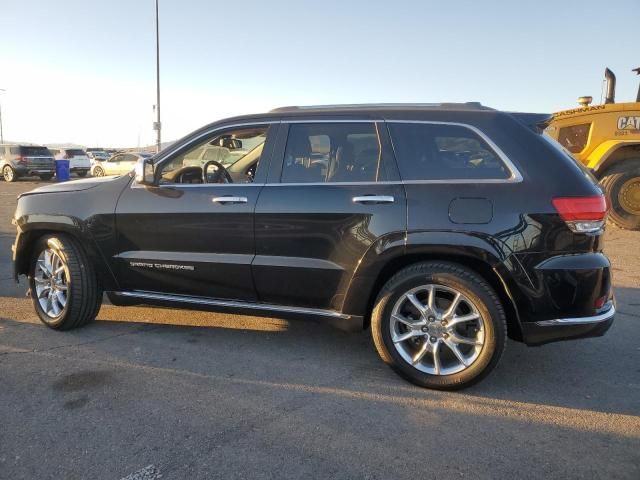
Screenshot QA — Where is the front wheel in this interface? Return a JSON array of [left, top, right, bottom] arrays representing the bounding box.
[[371, 262, 506, 390], [92, 166, 105, 177], [601, 160, 640, 230], [3, 165, 17, 182], [29, 234, 102, 330]]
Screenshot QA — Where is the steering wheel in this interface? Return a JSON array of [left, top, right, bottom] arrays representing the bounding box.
[[202, 160, 233, 184]]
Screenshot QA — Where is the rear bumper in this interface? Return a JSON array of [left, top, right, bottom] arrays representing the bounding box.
[[14, 166, 55, 176], [521, 301, 615, 345]]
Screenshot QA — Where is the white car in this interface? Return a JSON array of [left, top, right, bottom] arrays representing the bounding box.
[[50, 148, 91, 177], [91, 152, 153, 177], [87, 150, 110, 162]]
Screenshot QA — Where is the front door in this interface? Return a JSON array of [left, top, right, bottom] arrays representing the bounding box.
[[253, 121, 407, 312], [114, 123, 278, 300]]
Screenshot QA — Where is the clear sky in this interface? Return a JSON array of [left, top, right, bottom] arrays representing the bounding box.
[[1, 0, 639, 147]]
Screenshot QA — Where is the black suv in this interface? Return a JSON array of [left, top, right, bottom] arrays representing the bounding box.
[[11, 104, 615, 390]]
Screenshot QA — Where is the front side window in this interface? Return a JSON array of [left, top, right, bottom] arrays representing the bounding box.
[[158, 126, 269, 184], [388, 122, 511, 181], [557, 123, 591, 153], [281, 123, 384, 183]]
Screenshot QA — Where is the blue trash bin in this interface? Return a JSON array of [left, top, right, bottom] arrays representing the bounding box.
[[55, 159, 70, 182]]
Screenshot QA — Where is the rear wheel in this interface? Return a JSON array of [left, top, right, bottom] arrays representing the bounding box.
[[371, 262, 506, 390], [77, 170, 87, 177], [29, 234, 102, 330], [3, 165, 17, 182], [39, 174, 53, 181], [601, 160, 640, 230]]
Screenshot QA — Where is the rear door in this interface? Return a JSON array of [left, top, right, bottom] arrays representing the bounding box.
[[253, 120, 407, 312]]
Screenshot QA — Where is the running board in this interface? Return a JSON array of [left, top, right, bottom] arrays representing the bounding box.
[[109, 290, 363, 332]]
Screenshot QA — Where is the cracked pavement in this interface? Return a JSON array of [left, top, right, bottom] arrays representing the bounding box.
[[0, 180, 639, 479]]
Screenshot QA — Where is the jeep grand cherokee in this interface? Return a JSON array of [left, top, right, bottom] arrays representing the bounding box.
[[11, 103, 615, 390]]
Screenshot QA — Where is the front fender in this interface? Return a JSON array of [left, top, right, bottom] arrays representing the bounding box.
[[12, 214, 119, 290]]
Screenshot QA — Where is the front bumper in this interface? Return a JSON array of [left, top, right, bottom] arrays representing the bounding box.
[[521, 301, 615, 345]]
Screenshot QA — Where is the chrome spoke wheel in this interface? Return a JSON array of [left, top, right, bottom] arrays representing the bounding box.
[[34, 247, 69, 319], [3, 166, 14, 182], [390, 284, 485, 375]]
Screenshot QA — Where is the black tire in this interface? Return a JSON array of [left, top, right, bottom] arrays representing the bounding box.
[[3, 165, 17, 182], [29, 234, 102, 330], [371, 261, 506, 390], [39, 174, 53, 181], [600, 160, 640, 230], [77, 171, 87, 177]]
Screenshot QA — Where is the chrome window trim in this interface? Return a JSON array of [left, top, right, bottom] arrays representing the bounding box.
[[116, 290, 352, 320], [386, 120, 523, 184], [131, 120, 279, 188], [535, 304, 615, 326], [132, 118, 523, 188]]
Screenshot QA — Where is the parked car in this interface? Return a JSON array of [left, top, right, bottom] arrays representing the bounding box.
[[0, 144, 55, 181], [49, 148, 91, 177], [91, 151, 153, 177], [11, 103, 615, 390], [86, 148, 110, 162]]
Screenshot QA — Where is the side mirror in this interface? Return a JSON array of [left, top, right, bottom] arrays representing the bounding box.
[[134, 158, 155, 185]]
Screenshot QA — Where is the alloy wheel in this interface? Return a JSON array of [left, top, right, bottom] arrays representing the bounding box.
[[389, 284, 486, 375], [3, 166, 14, 182], [34, 247, 69, 318]]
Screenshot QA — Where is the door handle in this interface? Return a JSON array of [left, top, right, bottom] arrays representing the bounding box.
[[352, 195, 395, 204], [212, 196, 248, 204]]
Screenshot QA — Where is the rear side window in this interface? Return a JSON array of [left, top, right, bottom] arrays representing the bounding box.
[[388, 122, 511, 181], [388, 122, 511, 180], [557, 123, 591, 153], [281, 123, 385, 183]]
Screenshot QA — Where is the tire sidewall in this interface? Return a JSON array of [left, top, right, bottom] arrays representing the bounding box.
[[373, 266, 504, 390], [603, 163, 640, 230], [29, 236, 73, 328], [3, 165, 15, 182]]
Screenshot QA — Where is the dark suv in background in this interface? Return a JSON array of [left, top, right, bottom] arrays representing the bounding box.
[[1, 144, 56, 181], [11, 103, 615, 390]]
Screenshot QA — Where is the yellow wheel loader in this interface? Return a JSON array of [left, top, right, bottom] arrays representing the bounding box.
[[546, 67, 640, 230]]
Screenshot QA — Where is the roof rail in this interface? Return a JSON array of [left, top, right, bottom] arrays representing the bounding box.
[[269, 102, 493, 113]]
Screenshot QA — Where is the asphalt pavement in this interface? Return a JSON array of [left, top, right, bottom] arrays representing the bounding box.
[[0, 179, 638, 480]]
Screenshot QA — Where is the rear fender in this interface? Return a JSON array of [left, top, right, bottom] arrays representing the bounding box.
[[342, 230, 527, 338]]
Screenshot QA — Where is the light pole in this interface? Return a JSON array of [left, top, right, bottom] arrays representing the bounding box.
[[154, 0, 161, 153], [0, 88, 5, 144]]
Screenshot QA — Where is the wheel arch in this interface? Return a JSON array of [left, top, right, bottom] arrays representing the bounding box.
[[13, 219, 118, 290], [591, 142, 640, 176], [344, 237, 524, 342]]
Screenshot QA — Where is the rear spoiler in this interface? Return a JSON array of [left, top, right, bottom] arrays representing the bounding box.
[[508, 112, 553, 134]]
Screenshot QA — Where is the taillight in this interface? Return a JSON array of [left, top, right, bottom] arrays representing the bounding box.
[[552, 195, 608, 233]]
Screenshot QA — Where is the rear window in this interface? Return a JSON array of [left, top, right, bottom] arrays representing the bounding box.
[[17, 146, 51, 156], [387, 123, 511, 181], [66, 149, 86, 156]]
